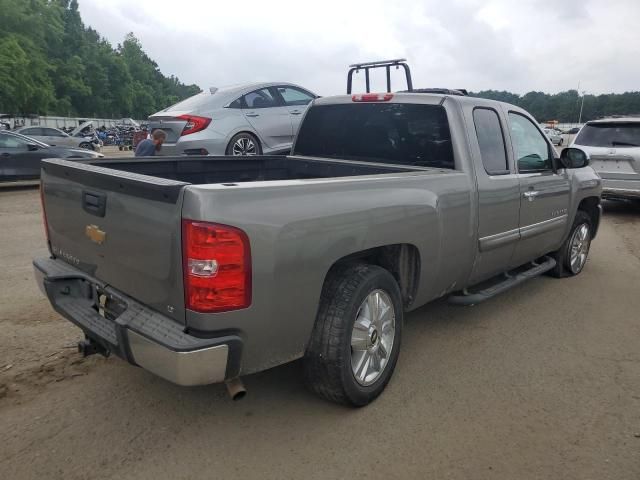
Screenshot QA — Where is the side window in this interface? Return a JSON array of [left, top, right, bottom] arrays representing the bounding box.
[[44, 128, 65, 137], [277, 86, 315, 106], [473, 108, 508, 175], [21, 128, 39, 136], [242, 88, 279, 109], [228, 98, 243, 109], [508, 112, 553, 172]]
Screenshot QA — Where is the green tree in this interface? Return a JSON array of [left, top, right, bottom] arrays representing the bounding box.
[[0, 0, 200, 117]]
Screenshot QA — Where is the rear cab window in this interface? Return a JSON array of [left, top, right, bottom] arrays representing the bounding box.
[[294, 102, 455, 169], [575, 122, 640, 147], [473, 108, 509, 175]]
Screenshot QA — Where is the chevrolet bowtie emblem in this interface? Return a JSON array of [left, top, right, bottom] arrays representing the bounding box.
[[85, 224, 106, 245]]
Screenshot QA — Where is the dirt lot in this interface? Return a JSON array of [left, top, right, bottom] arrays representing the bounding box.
[[1, 186, 639, 480]]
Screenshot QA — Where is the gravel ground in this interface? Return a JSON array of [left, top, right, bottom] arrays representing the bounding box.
[[0, 187, 639, 480]]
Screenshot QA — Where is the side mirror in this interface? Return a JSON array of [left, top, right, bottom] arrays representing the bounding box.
[[27, 144, 39, 151], [559, 147, 589, 169]]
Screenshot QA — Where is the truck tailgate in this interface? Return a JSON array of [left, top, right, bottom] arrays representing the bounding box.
[[40, 158, 189, 323]]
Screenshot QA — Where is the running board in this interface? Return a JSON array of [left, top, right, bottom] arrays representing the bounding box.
[[448, 256, 556, 306]]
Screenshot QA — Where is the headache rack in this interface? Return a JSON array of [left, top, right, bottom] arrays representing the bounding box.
[[347, 59, 413, 94], [346, 59, 468, 96]]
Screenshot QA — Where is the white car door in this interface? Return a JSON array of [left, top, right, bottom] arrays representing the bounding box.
[[42, 128, 75, 147], [241, 87, 293, 151], [275, 85, 316, 135]]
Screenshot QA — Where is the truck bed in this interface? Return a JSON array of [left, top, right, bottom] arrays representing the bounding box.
[[87, 155, 420, 185]]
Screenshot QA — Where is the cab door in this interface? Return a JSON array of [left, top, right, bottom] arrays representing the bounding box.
[[466, 106, 521, 284], [241, 87, 293, 151], [506, 111, 570, 267]]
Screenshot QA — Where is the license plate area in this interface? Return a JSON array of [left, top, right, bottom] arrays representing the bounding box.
[[591, 157, 636, 174], [92, 285, 126, 320]]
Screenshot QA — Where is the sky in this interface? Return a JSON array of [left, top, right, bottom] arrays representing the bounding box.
[[78, 0, 640, 97]]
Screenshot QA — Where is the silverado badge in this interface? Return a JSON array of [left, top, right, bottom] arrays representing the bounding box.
[[85, 224, 106, 245]]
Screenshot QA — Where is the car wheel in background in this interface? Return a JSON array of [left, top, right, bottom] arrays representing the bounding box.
[[79, 142, 92, 150], [559, 138, 564, 146], [304, 263, 403, 407], [226, 132, 262, 156], [549, 210, 592, 277]]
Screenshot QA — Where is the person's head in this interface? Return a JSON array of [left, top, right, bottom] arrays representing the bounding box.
[[151, 129, 167, 150]]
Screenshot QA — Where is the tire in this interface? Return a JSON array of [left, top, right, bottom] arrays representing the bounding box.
[[304, 264, 403, 407], [226, 132, 262, 156], [79, 142, 91, 150], [118, 146, 123, 151], [559, 138, 564, 146], [549, 210, 592, 278]]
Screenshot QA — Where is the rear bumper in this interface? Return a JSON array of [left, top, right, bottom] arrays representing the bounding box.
[[33, 257, 243, 386], [601, 179, 640, 199]]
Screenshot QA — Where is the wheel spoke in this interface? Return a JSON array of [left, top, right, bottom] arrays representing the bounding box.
[[368, 292, 379, 325], [354, 351, 371, 382]]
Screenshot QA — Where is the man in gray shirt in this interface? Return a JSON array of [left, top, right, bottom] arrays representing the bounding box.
[[135, 129, 166, 156]]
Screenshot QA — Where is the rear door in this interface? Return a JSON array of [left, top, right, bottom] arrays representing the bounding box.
[[0, 134, 44, 180], [241, 87, 293, 150], [274, 85, 316, 135], [507, 111, 570, 267], [466, 106, 521, 284], [40, 159, 188, 323]]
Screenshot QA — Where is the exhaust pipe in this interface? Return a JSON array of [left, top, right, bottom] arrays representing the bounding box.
[[225, 378, 247, 401]]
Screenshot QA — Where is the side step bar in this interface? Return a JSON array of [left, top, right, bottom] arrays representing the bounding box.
[[448, 256, 556, 306]]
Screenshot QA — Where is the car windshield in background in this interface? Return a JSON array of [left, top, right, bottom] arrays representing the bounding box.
[[575, 122, 640, 147], [1, 131, 48, 148], [294, 103, 455, 169]]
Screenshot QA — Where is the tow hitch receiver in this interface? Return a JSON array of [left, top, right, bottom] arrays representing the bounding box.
[[77, 337, 110, 358]]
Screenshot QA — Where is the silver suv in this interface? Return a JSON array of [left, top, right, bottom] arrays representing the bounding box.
[[148, 82, 317, 156], [573, 117, 640, 199]]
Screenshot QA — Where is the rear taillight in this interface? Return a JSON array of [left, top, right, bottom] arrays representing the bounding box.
[[352, 93, 394, 102], [182, 220, 251, 313], [178, 115, 211, 136], [39, 181, 51, 252]]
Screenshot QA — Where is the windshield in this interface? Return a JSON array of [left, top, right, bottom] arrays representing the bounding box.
[[293, 103, 455, 169], [575, 122, 640, 147]]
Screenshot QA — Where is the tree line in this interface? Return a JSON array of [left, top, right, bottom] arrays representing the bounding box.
[[471, 89, 640, 124], [1, 1, 639, 122], [0, 0, 201, 119]]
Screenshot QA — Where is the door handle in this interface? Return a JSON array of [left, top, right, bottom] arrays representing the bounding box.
[[290, 110, 302, 115], [523, 191, 540, 201], [245, 112, 259, 118]]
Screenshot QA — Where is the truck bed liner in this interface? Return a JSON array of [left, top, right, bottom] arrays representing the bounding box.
[[86, 155, 420, 185]]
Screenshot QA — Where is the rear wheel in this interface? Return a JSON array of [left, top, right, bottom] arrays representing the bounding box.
[[79, 142, 92, 150], [226, 133, 262, 156], [549, 210, 592, 277], [304, 264, 403, 407]]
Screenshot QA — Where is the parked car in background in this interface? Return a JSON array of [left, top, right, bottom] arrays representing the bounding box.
[[148, 82, 318, 156], [543, 127, 563, 146], [573, 117, 640, 200], [16, 121, 102, 152], [0, 131, 102, 182]]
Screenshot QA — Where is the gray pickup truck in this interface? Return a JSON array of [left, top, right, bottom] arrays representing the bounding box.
[[35, 91, 602, 406]]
